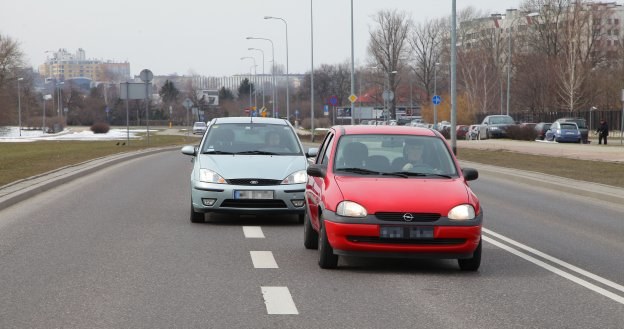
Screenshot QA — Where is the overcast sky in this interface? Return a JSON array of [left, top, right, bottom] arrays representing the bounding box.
[[2, 0, 521, 77]]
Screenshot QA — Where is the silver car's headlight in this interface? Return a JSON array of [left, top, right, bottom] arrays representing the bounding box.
[[448, 204, 476, 221], [336, 201, 367, 217], [199, 168, 226, 184], [282, 170, 307, 185]]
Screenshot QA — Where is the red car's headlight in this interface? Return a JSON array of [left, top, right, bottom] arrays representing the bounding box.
[[336, 201, 367, 218], [448, 204, 476, 221]]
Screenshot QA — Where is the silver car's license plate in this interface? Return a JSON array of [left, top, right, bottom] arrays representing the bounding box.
[[234, 190, 274, 199]]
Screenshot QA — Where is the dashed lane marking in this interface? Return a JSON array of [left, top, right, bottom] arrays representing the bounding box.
[[250, 251, 279, 269], [243, 226, 265, 238], [261, 286, 299, 314]]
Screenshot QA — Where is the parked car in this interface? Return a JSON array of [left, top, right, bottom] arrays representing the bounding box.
[[456, 125, 470, 139], [304, 125, 483, 271], [554, 117, 588, 143], [192, 121, 207, 135], [545, 121, 582, 143], [478, 115, 516, 139], [181, 117, 313, 223], [534, 122, 552, 140], [467, 124, 481, 140]]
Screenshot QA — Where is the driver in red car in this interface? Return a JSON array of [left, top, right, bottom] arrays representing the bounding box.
[[401, 141, 426, 171]]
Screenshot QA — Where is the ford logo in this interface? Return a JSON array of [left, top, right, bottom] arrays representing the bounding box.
[[403, 213, 414, 222], [250, 180, 259, 185]]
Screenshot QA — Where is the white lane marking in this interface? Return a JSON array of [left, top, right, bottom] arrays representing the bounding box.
[[482, 235, 624, 305], [243, 226, 265, 238], [483, 228, 624, 294], [261, 286, 299, 314], [250, 251, 279, 269]]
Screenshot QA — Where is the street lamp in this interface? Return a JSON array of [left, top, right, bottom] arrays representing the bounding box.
[[248, 47, 266, 109], [16, 77, 24, 136], [264, 15, 290, 121], [43, 94, 52, 132], [247, 37, 275, 117], [434, 62, 440, 129]]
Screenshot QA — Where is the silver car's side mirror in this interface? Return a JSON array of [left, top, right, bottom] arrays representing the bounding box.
[[181, 145, 197, 156]]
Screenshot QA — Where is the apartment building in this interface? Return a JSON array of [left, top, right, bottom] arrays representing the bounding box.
[[38, 48, 131, 83]]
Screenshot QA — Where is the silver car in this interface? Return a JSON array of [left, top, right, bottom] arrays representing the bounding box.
[[181, 117, 312, 223], [192, 121, 207, 135]]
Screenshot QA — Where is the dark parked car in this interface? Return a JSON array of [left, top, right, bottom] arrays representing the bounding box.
[[534, 122, 552, 140], [554, 117, 588, 143], [478, 115, 516, 139]]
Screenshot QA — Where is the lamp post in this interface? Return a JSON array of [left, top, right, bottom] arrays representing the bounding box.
[[247, 37, 275, 117], [43, 94, 52, 132], [384, 70, 397, 121], [264, 15, 290, 121], [310, 0, 315, 141], [241, 57, 258, 109], [433, 62, 440, 129], [248, 48, 266, 109], [16, 77, 24, 136]]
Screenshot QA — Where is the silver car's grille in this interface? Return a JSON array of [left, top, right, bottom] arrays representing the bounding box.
[[227, 179, 282, 186], [220, 199, 288, 208], [375, 212, 440, 222]]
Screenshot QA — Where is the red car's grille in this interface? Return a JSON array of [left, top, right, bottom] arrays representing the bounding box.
[[347, 236, 465, 245], [220, 199, 287, 208], [375, 212, 441, 222], [227, 179, 282, 186]]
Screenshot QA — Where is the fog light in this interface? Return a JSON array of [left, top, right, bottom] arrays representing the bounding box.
[[291, 199, 305, 207], [202, 198, 217, 206]]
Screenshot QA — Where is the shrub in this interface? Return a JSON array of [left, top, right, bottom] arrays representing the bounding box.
[[91, 122, 110, 134], [506, 125, 537, 141]]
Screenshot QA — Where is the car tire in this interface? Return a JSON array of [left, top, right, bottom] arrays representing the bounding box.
[[486, 130, 491, 140], [190, 203, 205, 223], [303, 212, 319, 250], [318, 222, 338, 269], [458, 239, 481, 271]]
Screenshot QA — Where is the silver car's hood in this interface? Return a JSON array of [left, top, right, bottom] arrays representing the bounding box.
[[197, 154, 306, 179]]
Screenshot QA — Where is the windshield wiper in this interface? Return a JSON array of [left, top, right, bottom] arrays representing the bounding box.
[[236, 150, 278, 155], [390, 171, 453, 178], [337, 167, 379, 175], [202, 150, 235, 155]]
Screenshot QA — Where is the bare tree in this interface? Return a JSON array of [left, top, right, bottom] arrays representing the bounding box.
[[409, 17, 447, 100], [368, 9, 412, 119]]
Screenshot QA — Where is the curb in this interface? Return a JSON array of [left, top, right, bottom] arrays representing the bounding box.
[[0, 146, 179, 211]]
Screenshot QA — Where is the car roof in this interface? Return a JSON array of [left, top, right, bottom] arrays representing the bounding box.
[[211, 117, 290, 125], [334, 125, 439, 137]]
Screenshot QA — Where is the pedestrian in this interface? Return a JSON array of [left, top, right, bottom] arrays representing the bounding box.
[[597, 119, 609, 145]]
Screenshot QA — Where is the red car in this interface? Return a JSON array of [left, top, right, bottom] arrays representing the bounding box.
[[304, 125, 483, 270]]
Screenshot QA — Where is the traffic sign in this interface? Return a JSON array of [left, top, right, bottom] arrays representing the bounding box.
[[323, 105, 329, 116], [348, 94, 358, 103], [382, 90, 394, 101], [329, 95, 338, 106], [183, 98, 193, 110], [432, 95, 441, 105]]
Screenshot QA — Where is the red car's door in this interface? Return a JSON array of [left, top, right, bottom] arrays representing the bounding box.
[[306, 131, 336, 230]]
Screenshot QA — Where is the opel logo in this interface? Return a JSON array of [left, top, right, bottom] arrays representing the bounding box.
[[250, 180, 259, 185], [403, 213, 414, 222]]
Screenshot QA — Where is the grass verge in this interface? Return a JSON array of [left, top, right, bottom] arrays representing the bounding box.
[[456, 148, 624, 188], [0, 134, 199, 187]]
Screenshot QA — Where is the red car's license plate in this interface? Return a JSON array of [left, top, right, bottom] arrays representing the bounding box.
[[380, 226, 433, 239]]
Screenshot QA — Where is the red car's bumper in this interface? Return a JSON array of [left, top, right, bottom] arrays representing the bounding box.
[[325, 221, 481, 258]]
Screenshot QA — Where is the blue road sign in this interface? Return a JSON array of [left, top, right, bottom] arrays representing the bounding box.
[[329, 95, 338, 106], [432, 95, 441, 105]]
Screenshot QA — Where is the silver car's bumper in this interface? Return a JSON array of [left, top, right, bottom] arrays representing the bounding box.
[[191, 181, 306, 214]]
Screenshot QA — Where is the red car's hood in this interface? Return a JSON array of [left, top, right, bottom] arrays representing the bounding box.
[[333, 176, 473, 215]]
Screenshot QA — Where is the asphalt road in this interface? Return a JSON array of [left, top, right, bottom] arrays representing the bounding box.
[[0, 150, 622, 328]]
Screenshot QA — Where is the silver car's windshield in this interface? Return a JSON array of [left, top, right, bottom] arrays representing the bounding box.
[[201, 123, 302, 156]]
